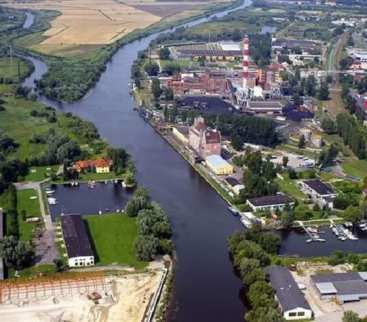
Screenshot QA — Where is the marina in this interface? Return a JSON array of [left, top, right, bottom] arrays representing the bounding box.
[[46, 182, 133, 221]]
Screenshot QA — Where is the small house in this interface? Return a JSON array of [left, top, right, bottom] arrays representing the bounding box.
[[299, 180, 336, 209]]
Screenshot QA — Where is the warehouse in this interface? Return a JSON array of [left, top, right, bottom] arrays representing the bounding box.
[[61, 215, 95, 268], [265, 265, 313, 320], [311, 272, 367, 303], [205, 155, 234, 175]]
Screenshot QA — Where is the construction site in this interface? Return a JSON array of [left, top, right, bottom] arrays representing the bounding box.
[[0, 267, 167, 322]]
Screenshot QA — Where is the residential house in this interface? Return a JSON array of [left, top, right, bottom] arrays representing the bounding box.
[[247, 194, 294, 212], [265, 265, 313, 320], [299, 180, 336, 209], [61, 215, 95, 268], [73, 158, 112, 174]]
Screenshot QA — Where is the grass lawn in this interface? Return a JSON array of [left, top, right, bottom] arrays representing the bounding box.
[[24, 165, 59, 182], [276, 177, 305, 200], [83, 214, 147, 269], [17, 189, 41, 217], [7, 264, 56, 279], [342, 159, 367, 180], [79, 171, 122, 181]]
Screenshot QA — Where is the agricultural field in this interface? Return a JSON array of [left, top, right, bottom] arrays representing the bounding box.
[[6, 0, 232, 57]]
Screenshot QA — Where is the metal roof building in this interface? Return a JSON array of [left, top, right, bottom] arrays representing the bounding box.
[[61, 215, 95, 268], [311, 272, 367, 303], [265, 265, 313, 320]]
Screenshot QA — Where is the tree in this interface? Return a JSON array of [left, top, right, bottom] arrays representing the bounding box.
[[321, 117, 337, 134], [159, 47, 170, 60], [343, 311, 361, 322], [151, 78, 162, 100], [163, 87, 174, 101], [231, 134, 244, 151], [343, 206, 361, 224], [107, 147, 129, 174], [0, 236, 34, 270], [282, 156, 288, 168], [144, 62, 159, 76], [318, 81, 330, 100], [298, 134, 306, 149], [125, 187, 151, 217], [248, 280, 274, 308], [281, 206, 295, 229], [305, 75, 317, 97], [134, 235, 159, 261]]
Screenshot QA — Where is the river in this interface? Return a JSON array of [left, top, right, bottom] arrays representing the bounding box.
[[19, 3, 367, 321]]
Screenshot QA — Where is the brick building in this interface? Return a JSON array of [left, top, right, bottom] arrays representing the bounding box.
[[188, 116, 221, 159]]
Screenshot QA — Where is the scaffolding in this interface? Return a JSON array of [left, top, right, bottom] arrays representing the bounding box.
[[0, 272, 110, 304]]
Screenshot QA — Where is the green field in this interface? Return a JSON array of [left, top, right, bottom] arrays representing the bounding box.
[[24, 165, 59, 182], [0, 57, 31, 82], [276, 177, 305, 200], [17, 189, 41, 217], [342, 159, 367, 180], [83, 214, 147, 269]]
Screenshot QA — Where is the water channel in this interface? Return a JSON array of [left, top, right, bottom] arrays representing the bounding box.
[[19, 3, 367, 321]]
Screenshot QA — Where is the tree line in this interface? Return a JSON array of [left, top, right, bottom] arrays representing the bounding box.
[[125, 188, 172, 261], [228, 227, 283, 322]]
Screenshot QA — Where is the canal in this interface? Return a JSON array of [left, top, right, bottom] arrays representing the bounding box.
[[21, 3, 251, 321], [20, 3, 367, 321]]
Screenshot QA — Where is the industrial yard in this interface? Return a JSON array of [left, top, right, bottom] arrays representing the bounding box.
[[0, 267, 167, 322]]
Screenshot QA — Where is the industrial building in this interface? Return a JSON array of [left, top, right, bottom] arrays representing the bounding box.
[[188, 116, 221, 159], [61, 215, 95, 268], [169, 41, 242, 61], [265, 265, 313, 320], [311, 272, 367, 304], [205, 155, 234, 175], [299, 180, 336, 209], [247, 194, 294, 212]]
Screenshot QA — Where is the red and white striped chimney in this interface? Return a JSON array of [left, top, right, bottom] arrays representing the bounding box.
[[243, 35, 249, 90]]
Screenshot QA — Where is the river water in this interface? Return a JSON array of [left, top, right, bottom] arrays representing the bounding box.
[[20, 3, 367, 321]]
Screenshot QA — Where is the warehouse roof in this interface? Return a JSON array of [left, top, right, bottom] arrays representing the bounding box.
[[302, 180, 334, 196], [312, 272, 367, 296], [265, 265, 311, 312], [61, 215, 94, 259], [247, 194, 293, 207], [205, 155, 230, 167]]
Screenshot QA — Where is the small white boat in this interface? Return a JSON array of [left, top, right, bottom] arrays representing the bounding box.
[[45, 190, 55, 195], [47, 197, 57, 205], [306, 239, 313, 243]]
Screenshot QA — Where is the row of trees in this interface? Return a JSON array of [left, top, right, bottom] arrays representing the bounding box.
[[0, 184, 35, 270], [336, 113, 366, 159], [125, 188, 172, 261], [228, 228, 283, 322]]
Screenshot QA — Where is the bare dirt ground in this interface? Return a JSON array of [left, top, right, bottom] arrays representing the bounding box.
[[0, 268, 165, 322]]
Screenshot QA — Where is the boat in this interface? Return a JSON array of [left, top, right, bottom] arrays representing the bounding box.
[[306, 239, 313, 243], [45, 190, 55, 195], [228, 206, 239, 216], [306, 226, 318, 234], [47, 197, 57, 205], [315, 238, 326, 242]]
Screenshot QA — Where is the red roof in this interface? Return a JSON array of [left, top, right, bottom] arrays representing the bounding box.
[[73, 158, 112, 171]]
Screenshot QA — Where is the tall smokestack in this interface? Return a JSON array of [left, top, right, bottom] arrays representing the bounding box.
[[243, 35, 249, 90]]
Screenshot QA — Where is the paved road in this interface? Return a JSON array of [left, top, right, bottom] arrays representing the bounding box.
[[15, 181, 57, 264]]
